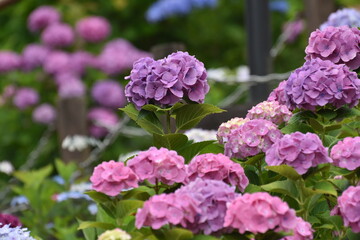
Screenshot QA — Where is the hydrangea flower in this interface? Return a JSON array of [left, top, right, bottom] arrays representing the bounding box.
[[0, 224, 35, 240], [224, 192, 297, 234], [58, 78, 85, 99], [0, 51, 21, 73], [0, 214, 21, 228], [0, 161, 14, 175], [43, 51, 71, 75], [27, 6, 61, 32], [91, 80, 126, 108], [76, 16, 111, 43], [305, 26, 360, 70], [98, 228, 131, 240], [13, 88, 39, 110], [175, 178, 238, 235], [41, 23, 74, 48], [21, 44, 50, 71], [135, 193, 198, 229], [285, 58, 360, 111], [69, 51, 96, 76], [224, 119, 283, 159], [217, 117, 249, 144], [283, 20, 304, 44], [54, 191, 92, 202], [336, 186, 360, 232], [90, 160, 138, 196], [266, 132, 332, 175], [281, 217, 314, 240], [186, 153, 249, 191], [267, 80, 288, 107], [10, 196, 29, 207], [127, 147, 187, 185], [184, 128, 217, 143], [331, 137, 360, 170], [246, 100, 292, 125], [320, 8, 360, 30], [32, 103, 56, 125], [88, 107, 119, 138]]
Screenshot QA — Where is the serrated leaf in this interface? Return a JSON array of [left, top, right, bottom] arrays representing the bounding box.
[[313, 181, 337, 196], [265, 165, 301, 180], [308, 118, 324, 132], [322, 135, 338, 147], [55, 159, 76, 183], [116, 200, 144, 219], [261, 180, 299, 199], [77, 221, 115, 230], [13, 165, 53, 188], [178, 140, 216, 163], [153, 133, 188, 150], [281, 122, 314, 134]]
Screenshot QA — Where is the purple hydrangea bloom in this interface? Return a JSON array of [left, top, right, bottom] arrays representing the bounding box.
[[320, 8, 360, 30], [41, 23, 74, 48], [76, 16, 111, 43], [43, 51, 71, 75], [268, 80, 289, 108], [0, 51, 21, 73], [0, 214, 22, 228], [217, 117, 249, 144], [265, 132, 332, 175], [336, 186, 360, 233], [32, 103, 56, 125], [285, 58, 360, 111], [21, 44, 50, 71], [91, 80, 126, 108], [281, 217, 314, 240], [224, 119, 283, 159], [246, 100, 292, 125], [13, 88, 39, 110], [27, 6, 61, 32], [283, 20, 304, 43], [88, 107, 119, 138], [69, 51, 96, 75], [58, 78, 85, 99], [331, 137, 360, 170], [305, 26, 360, 70]]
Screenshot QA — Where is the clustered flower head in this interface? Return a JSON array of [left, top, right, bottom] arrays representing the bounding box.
[[224, 192, 298, 234], [91, 80, 126, 108], [127, 147, 187, 185], [98, 228, 131, 240], [0, 224, 35, 240], [27, 6, 61, 32], [13, 88, 39, 110], [90, 160, 139, 196], [186, 153, 249, 191], [224, 119, 283, 159], [43, 51, 71, 75], [125, 51, 209, 109], [58, 77, 86, 99], [21, 44, 50, 71], [336, 186, 360, 233], [32, 103, 56, 125], [266, 132, 332, 175], [0, 213, 22, 228], [0, 51, 21, 73], [305, 26, 360, 70], [69, 51, 96, 76], [267, 80, 289, 108], [76, 16, 111, 43], [246, 100, 292, 125], [88, 107, 119, 138], [281, 217, 314, 240], [320, 8, 360, 30], [331, 137, 360, 170], [217, 117, 249, 144], [285, 58, 360, 111], [283, 20, 304, 43], [41, 23, 74, 48]]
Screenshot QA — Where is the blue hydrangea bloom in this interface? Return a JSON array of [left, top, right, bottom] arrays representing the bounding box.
[[320, 8, 360, 30], [0, 224, 35, 240], [146, 0, 217, 22], [269, 0, 289, 13], [10, 196, 29, 207], [55, 191, 92, 202], [52, 175, 65, 185]]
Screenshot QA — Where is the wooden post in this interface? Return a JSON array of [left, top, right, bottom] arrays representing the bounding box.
[[304, 0, 335, 32]]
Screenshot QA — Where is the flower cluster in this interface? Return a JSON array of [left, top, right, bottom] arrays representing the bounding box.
[[336, 186, 360, 233], [283, 20, 304, 44], [224, 192, 297, 234], [331, 137, 360, 170], [41, 23, 74, 48], [0, 224, 35, 240], [0, 214, 22, 228], [32, 103, 56, 125], [285, 58, 360, 111], [186, 153, 249, 191], [267, 80, 288, 107], [125, 51, 209, 109], [13, 88, 39, 110], [217, 117, 249, 144], [88, 107, 119, 138], [90, 160, 139, 196], [98, 228, 131, 240], [0, 51, 21, 73], [127, 147, 186, 185], [224, 119, 283, 159], [281, 217, 314, 240], [27, 6, 61, 32], [266, 132, 332, 174], [91, 80, 126, 109], [305, 26, 360, 70], [75, 16, 111, 43], [320, 8, 360, 30], [21, 44, 50, 71], [246, 100, 292, 125]]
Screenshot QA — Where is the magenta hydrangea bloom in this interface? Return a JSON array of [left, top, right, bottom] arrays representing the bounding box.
[[13, 88, 39, 110], [91, 80, 126, 108], [76, 16, 111, 43], [267, 80, 289, 108], [224, 119, 283, 159], [0, 51, 21, 73], [28, 6, 61, 32], [224, 192, 297, 234], [41, 23, 74, 48], [127, 147, 186, 185], [175, 178, 238, 235], [217, 117, 250, 144], [90, 160, 138, 197], [69, 51, 96, 76], [32, 103, 56, 125], [135, 193, 198, 229], [331, 137, 360, 170], [88, 107, 119, 138], [266, 132, 332, 175], [21, 44, 50, 71], [336, 186, 360, 233], [58, 78, 85, 99], [43, 51, 71, 75], [305, 26, 360, 70], [125, 51, 209, 109], [0, 213, 22, 228], [285, 58, 360, 111], [281, 217, 314, 240], [246, 100, 292, 125], [186, 153, 249, 191]]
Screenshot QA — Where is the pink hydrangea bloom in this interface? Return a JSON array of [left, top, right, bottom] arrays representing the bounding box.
[[135, 192, 198, 229], [41, 23, 74, 48], [267, 80, 289, 108], [217, 117, 249, 144], [0, 213, 22, 228], [265, 132, 332, 174], [336, 186, 360, 232], [32, 103, 56, 125], [58, 78, 85, 99], [69, 51, 96, 76], [246, 100, 292, 125], [224, 119, 283, 159], [281, 217, 314, 240], [21, 44, 50, 71], [90, 160, 138, 196], [76, 16, 111, 43], [331, 137, 360, 170], [127, 147, 186, 185], [43, 51, 71, 75], [91, 80, 126, 108], [305, 26, 360, 70], [13, 88, 39, 110], [27, 6, 61, 32], [224, 192, 297, 234], [186, 153, 249, 191], [88, 107, 119, 138], [0, 51, 21, 73]]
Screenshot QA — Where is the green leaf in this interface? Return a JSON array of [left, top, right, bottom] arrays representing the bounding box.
[[162, 228, 194, 240], [198, 143, 224, 155], [120, 104, 164, 134], [324, 124, 342, 132], [265, 165, 301, 180], [308, 118, 324, 132], [13, 165, 53, 188], [261, 180, 299, 200], [335, 106, 360, 119], [178, 140, 216, 162], [313, 181, 338, 196], [173, 103, 225, 130], [317, 109, 337, 120], [85, 190, 112, 203], [122, 186, 155, 200], [245, 183, 263, 193], [304, 194, 322, 214], [116, 200, 144, 219], [77, 221, 115, 230], [77, 219, 96, 240], [322, 135, 338, 147], [192, 235, 220, 240], [281, 122, 314, 134], [55, 159, 77, 183], [346, 229, 360, 240], [288, 111, 317, 124], [153, 133, 188, 150], [142, 103, 184, 113]]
